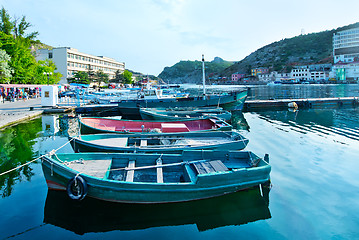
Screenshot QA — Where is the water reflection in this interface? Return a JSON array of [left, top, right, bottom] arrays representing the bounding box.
[[0, 118, 42, 197], [253, 108, 359, 141], [43, 185, 271, 235]]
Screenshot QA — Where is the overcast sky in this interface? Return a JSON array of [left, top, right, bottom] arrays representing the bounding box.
[[1, 0, 359, 75]]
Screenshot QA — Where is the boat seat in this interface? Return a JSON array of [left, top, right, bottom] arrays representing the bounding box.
[[156, 158, 163, 183], [140, 139, 147, 146], [69, 159, 112, 179], [161, 123, 189, 133], [192, 160, 228, 175], [126, 160, 135, 182]]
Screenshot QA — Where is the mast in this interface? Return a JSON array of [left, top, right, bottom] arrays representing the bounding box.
[[202, 54, 206, 99]]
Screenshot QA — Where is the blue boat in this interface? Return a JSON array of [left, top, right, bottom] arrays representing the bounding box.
[[41, 150, 271, 203], [139, 107, 232, 121], [69, 131, 248, 153], [112, 89, 248, 118]]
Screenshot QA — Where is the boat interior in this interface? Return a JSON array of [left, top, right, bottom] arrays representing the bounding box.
[[81, 118, 222, 132], [55, 151, 263, 184]]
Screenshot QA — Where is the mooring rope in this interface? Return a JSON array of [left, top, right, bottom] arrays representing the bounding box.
[[0, 138, 74, 177]]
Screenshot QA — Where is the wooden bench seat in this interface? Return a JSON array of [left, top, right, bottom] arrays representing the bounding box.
[[126, 160, 135, 182], [192, 160, 228, 175]]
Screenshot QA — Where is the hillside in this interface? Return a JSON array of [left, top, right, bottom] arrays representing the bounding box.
[[158, 57, 233, 84], [158, 22, 359, 82]]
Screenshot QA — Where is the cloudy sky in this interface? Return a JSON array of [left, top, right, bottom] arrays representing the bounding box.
[[2, 0, 359, 75]]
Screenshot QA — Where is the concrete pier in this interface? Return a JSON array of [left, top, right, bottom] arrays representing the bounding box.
[[0, 98, 43, 129], [244, 97, 359, 111]]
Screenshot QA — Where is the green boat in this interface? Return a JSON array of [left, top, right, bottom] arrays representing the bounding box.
[[139, 107, 232, 121], [79, 116, 232, 134], [69, 131, 248, 154], [41, 150, 271, 203]]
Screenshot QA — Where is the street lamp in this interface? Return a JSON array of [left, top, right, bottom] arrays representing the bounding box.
[[43, 72, 53, 85]]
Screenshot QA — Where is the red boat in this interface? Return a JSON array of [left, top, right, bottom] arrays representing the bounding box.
[[79, 117, 232, 134]]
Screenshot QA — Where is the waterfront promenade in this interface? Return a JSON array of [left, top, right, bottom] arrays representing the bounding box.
[[0, 98, 43, 129]]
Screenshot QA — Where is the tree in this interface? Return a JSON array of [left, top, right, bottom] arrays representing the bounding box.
[[94, 70, 109, 86], [68, 71, 89, 84], [111, 69, 124, 83], [35, 60, 61, 84], [0, 49, 12, 83], [123, 70, 133, 84]]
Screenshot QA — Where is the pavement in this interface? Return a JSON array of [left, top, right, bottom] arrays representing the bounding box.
[[0, 98, 43, 129]]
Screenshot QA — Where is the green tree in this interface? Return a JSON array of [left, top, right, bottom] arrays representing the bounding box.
[[123, 70, 133, 84], [0, 49, 12, 83], [35, 60, 61, 84], [94, 70, 109, 86], [69, 71, 89, 84], [111, 69, 124, 83]]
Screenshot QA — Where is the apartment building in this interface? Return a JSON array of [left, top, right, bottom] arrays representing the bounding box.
[[332, 27, 359, 82], [36, 47, 125, 84], [231, 73, 246, 82]]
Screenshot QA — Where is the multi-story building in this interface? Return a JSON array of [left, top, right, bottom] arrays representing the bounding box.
[[332, 27, 359, 82], [291, 66, 311, 82], [36, 47, 125, 84], [231, 73, 246, 82], [251, 67, 269, 76]]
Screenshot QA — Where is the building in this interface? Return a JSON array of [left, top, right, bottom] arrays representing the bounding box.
[[231, 73, 246, 82], [258, 71, 292, 83], [332, 27, 359, 82], [291, 66, 311, 82], [36, 47, 125, 84], [251, 67, 269, 76]]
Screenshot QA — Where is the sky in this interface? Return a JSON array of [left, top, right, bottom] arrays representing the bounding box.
[[1, 0, 359, 75]]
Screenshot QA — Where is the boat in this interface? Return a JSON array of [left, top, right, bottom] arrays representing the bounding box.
[[43, 186, 271, 234], [41, 150, 271, 203], [114, 89, 248, 118], [69, 131, 248, 153], [139, 107, 232, 121], [79, 116, 232, 134]]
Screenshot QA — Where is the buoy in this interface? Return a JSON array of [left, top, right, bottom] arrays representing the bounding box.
[[288, 102, 298, 109], [66, 175, 88, 201]]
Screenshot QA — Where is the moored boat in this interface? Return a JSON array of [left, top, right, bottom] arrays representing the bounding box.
[[41, 150, 271, 203], [139, 107, 232, 121], [79, 116, 232, 134], [69, 131, 248, 153], [114, 89, 248, 118]]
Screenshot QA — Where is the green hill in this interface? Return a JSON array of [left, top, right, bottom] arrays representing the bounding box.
[[158, 22, 359, 82], [158, 57, 233, 84]]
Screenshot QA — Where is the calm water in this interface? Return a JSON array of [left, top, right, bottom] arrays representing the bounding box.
[[1, 85, 359, 239]]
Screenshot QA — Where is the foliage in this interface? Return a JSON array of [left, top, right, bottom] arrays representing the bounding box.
[[123, 70, 133, 84], [69, 71, 90, 84], [93, 70, 109, 85], [111, 69, 125, 83], [0, 7, 58, 84], [35, 60, 61, 84], [158, 58, 233, 82], [0, 49, 12, 82]]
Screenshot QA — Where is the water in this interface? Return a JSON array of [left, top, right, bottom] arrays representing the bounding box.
[[1, 85, 359, 239]]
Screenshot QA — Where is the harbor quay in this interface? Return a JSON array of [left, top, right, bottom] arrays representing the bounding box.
[[0, 98, 43, 129]]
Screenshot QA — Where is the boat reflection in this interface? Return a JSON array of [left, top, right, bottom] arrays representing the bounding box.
[[43, 185, 271, 235], [231, 111, 250, 131]]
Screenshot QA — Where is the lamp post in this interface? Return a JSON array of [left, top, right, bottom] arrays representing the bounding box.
[[43, 72, 53, 85]]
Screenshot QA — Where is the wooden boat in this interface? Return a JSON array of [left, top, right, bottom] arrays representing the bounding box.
[[139, 107, 232, 121], [43, 186, 271, 234], [112, 89, 248, 118], [69, 131, 248, 153], [79, 116, 232, 134], [41, 150, 271, 203]]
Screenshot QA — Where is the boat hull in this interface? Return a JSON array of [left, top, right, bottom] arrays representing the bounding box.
[[41, 151, 271, 204], [116, 89, 248, 117], [70, 131, 249, 154]]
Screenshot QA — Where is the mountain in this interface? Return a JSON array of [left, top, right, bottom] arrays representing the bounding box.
[[158, 22, 359, 82], [158, 57, 233, 84]]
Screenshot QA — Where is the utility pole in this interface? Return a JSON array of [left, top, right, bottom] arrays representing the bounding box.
[[202, 54, 206, 99]]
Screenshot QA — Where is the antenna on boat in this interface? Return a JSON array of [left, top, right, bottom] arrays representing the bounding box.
[[202, 54, 206, 100]]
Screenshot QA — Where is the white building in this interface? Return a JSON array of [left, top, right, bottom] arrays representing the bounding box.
[[291, 66, 310, 82], [36, 47, 125, 84], [332, 27, 359, 82]]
